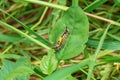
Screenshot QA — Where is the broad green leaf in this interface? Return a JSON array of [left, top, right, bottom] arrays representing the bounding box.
[[44, 59, 89, 80], [87, 39, 120, 50], [40, 49, 58, 74], [84, 0, 107, 12], [0, 57, 34, 80], [50, 0, 89, 60]]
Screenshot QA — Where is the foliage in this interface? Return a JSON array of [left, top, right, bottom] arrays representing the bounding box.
[[0, 58, 34, 80], [0, 0, 120, 80], [40, 49, 58, 74], [50, 0, 89, 60]]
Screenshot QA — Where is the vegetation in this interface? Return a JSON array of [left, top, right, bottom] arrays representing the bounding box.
[[0, 0, 120, 80]]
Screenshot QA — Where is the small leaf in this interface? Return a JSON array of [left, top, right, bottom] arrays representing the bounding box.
[[0, 57, 33, 80], [40, 49, 58, 74], [44, 59, 89, 80]]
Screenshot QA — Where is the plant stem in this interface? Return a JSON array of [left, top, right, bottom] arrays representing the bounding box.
[[30, 0, 52, 30], [0, 21, 51, 50], [72, 0, 78, 6], [25, 0, 120, 27], [25, 0, 68, 10], [86, 24, 111, 80], [107, 33, 120, 41], [1, 45, 13, 54], [85, 13, 120, 26]]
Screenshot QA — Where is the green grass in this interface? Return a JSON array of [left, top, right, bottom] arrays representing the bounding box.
[[0, 0, 120, 80]]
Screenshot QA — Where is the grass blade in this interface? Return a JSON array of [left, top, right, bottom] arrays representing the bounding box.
[[0, 21, 50, 50], [84, 0, 107, 12], [87, 39, 120, 50], [0, 9, 51, 46], [86, 24, 111, 80]]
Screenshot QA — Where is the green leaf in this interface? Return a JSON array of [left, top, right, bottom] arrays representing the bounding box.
[[0, 58, 34, 80], [114, 0, 120, 4], [87, 39, 120, 50], [84, 0, 107, 12], [101, 55, 120, 63], [0, 33, 22, 42], [65, 75, 77, 80], [0, 33, 40, 44], [0, 9, 51, 47], [50, 3, 89, 59], [0, 21, 50, 50], [6, 66, 34, 80], [4, 9, 50, 46], [44, 59, 89, 80], [40, 49, 58, 74], [13, 0, 28, 6], [0, 54, 21, 59]]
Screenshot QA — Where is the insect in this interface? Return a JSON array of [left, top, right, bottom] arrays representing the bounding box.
[[53, 27, 70, 50]]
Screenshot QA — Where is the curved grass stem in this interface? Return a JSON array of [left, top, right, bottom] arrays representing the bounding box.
[[86, 24, 111, 80], [0, 21, 51, 50], [25, 0, 120, 27]]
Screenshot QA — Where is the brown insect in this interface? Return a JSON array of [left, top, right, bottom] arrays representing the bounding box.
[[53, 27, 70, 50]]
